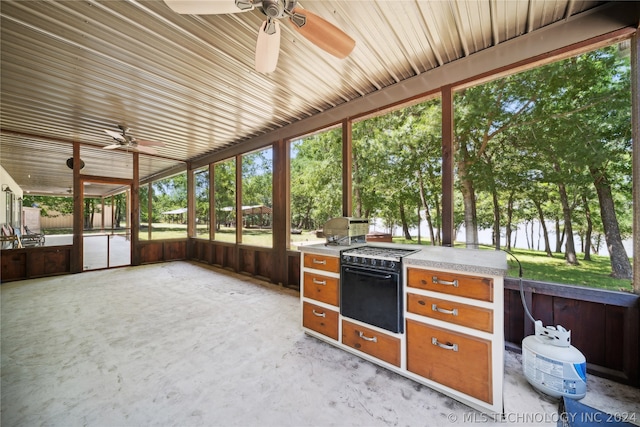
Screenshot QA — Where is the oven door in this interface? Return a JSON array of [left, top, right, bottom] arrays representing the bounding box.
[[340, 265, 403, 333]]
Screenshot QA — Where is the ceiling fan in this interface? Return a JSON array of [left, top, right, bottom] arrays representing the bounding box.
[[103, 125, 165, 155], [164, 0, 356, 73]]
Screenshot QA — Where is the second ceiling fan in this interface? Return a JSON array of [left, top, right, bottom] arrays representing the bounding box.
[[164, 0, 356, 73]]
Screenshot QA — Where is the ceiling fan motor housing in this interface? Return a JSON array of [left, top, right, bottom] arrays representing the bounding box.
[[257, 0, 297, 19]]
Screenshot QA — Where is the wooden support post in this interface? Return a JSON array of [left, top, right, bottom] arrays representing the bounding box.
[[272, 138, 289, 285], [441, 85, 455, 247], [342, 119, 353, 217]]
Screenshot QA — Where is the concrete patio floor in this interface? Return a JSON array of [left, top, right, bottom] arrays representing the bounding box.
[[2, 261, 639, 426]]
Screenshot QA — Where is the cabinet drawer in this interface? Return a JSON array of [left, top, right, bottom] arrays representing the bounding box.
[[303, 272, 339, 306], [407, 293, 493, 333], [406, 319, 492, 403], [303, 253, 340, 274], [303, 302, 339, 341], [407, 268, 493, 302], [341, 320, 400, 367]]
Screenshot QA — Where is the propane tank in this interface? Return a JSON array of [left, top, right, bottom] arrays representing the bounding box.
[[522, 321, 587, 399]]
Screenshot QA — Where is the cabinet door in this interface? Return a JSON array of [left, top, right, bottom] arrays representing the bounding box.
[[303, 272, 339, 306], [407, 268, 493, 302], [406, 319, 492, 404], [342, 320, 400, 367], [303, 302, 339, 341], [303, 253, 340, 273], [407, 293, 493, 333]]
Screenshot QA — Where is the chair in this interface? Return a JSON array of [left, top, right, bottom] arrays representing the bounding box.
[[24, 225, 45, 246], [1, 224, 21, 249], [15, 226, 44, 247]]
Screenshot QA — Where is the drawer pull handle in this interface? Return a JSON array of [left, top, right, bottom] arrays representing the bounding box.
[[312, 278, 327, 285], [432, 337, 458, 352], [431, 304, 458, 316], [432, 276, 458, 287], [312, 309, 326, 318], [312, 258, 327, 265], [357, 331, 378, 343]]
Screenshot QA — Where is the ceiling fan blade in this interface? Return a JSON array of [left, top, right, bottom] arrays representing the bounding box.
[[255, 20, 281, 73], [134, 145, 158, 155], [103, 144, 122, 150], [104, 129, 125, 141], [136, 139, 165, 147], [288, 7, 355, 59], [163, 0, 252, 15]]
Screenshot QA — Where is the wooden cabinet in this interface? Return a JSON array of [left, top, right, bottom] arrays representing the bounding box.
[[407, 293, 493, 333], [303, 253, 339, 273], [342, 320, 400, 367], [407, 319, 492, 403], [301, 251, 341, 343], [407, 268, 493, 302], [303, 302, 339, 341], [303, 271, 339, 306], [300, 247, 505, 418]]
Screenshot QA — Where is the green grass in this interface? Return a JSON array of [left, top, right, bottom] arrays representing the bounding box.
[[392, 237, 634, 293]]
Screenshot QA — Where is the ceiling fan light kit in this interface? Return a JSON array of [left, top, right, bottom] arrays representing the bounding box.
[[164, 0, 355, 72]]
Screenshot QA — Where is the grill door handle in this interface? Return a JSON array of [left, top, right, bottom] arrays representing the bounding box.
[[344, 268, 392, 280], [432, 276, 458, 287]]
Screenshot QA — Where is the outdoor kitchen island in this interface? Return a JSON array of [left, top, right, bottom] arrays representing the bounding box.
[[299, 243, 507, 417]]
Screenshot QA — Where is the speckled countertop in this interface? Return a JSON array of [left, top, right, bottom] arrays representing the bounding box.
[[299, 242, 508, 277]]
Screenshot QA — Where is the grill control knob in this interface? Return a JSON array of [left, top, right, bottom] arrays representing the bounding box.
[[388, 261, 396, 270]]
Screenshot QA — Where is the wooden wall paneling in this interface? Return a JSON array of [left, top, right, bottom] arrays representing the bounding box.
[[164, 241, 186, 260], [213, 244, 224, 266], [256, 250, 272, 280], [532, 293, 554, 326], [623, 302, 639, 386], [225, 245, 237, 270], [28, 251, 46, 277], [504, 289, 526, 344], [1, 251, 26, 281], [554, 297, 606, 366], [287, 251, 300, 290], [604, 305, 625, 371], [45, 248, 70, 274], [240, 247, 256, 275], [139, 242, 163, 263]]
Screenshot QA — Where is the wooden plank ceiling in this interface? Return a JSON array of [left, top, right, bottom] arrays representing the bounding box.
[[0, 0, 611, 196]]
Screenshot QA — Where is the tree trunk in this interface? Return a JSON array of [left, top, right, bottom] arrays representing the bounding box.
[[457, 148, 478, 248], [582, 193, 593, 261], [557, 182, 579, 265], [491, 187, 501, 250], [590, 167, 632, 279], [505, 192, 514, 251], [554, 218, 563, 254], [533, 200, 553, 257], [417, 170, 436, 245], [399, 203, 412, 240]]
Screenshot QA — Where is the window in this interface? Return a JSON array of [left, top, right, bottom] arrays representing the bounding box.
[[453, 42, 633, 291], [241, 148, 273, 247], [213, 158, 236, 243], [150, 172, 188, 240], [351, 98, 443, 244], [290, 128, 343, 249], [194, 166, 210, 240]]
